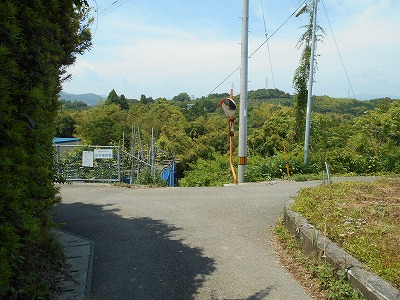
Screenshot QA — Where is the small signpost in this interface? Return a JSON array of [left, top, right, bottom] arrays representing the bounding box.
[[82, 149, 113, 168], [220, 89, 238, 185], [94, 149, 113, 159]]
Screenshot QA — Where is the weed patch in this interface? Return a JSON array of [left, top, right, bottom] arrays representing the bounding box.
[[274, 218, 365, 299], [290, 179, 400, 289]]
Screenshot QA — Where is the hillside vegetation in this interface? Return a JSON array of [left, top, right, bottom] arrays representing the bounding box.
[[56, 88, 400, 186]]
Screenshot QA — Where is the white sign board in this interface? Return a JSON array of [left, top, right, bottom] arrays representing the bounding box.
[[82, 151, 94, 167], [94, 149, 113, 159]]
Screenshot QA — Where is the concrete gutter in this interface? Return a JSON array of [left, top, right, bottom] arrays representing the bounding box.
[[284, 200, 400, 300], [54, 229, 94, 300]]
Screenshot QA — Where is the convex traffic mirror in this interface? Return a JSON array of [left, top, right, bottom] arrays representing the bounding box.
[[220, 98, 237, 118]]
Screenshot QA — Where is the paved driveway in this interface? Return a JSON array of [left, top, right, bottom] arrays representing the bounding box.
[[54, 180, 321, 300]]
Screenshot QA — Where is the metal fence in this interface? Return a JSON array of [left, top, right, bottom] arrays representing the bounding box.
[[55, 144, 176, 185], [55, 145, 121, 182], [120, 149, 153, 184]]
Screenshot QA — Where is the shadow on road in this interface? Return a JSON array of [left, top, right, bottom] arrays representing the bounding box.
[[246, 287, 274, 299], [53, 202, 216, 300], [213, 286, 274, 300]]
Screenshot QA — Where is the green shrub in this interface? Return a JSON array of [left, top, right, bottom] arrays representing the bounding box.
[[0, 0, 91, 296], [136, 169, 167, 187], [180, 154, 232, 186]]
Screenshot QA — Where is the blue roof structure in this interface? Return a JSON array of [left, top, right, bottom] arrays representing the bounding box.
[[53, 137, 81, 144]]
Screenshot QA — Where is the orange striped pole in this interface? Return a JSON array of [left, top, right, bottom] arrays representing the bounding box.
[[230, 117, 238, 185]]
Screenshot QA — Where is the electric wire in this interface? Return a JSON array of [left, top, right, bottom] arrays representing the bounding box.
[[261, 0, 276, 89], [91, 0, 99, 37], [97, 0, 129, 19], [97, 1, 120, 18], [209, 3, 302, 95], [249, 8, 295, 59], [95, 1, 113, 18], [321, 0, 356, 99], [208, 67, 241, 96], [97, 0, 131, 20], [88, 0, 131, 38]]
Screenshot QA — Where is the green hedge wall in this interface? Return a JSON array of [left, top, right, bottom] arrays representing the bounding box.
[[0, 0, 91, 297]]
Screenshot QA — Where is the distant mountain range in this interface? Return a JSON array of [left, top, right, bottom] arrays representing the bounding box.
[[59, 91, 105, 106], [59, 91, 399, 106]]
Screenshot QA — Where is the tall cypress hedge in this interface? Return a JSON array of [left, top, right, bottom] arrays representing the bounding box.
[[0, 0, 91, 296]]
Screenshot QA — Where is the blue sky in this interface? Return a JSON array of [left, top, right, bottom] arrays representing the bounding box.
[[62, 0, 400, 100]]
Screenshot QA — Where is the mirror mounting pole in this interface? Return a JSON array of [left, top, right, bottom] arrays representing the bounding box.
[[220, 88, 238, 185]]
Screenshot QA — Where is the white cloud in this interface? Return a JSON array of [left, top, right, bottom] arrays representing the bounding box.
[[68, 60, 95, 75], [63, 0, 400, 99], [76, 30, 244, 97]]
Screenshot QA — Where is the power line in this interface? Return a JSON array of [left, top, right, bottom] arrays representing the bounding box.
[[97, 1, 120, 18], [208, 66, 241, 97], [209, 3, 302, 95], [88, 0, 131, 38], [91, 0, 99, 36], [97, 0, 130, 19], [321, 0, 356, 99], [96, 0, 131, 20], [249, 7, 296, 59]]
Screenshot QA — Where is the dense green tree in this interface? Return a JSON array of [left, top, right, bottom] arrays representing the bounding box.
[[206, 115, 233, 154], [174, 113, 228, 180], [59, 99, 89, 110], [105, 89, 130, 110], [183, 101, 207, 121], [248, 88, 291, 100], [342, 102, 400, 172], [126, 98, 139, 106], [0, 0, 91, 296], [201, 98, 220, 113], [248, 106, 293, 157], [75, 103, 129, 145], [140, 94, 148, 104], [119, 94, 130, 110], [172, 92, 191, 102], [205, 92, 229, 100], [106, 89, 119, 104], [186, 117, 207, 140], [146, 102, 189, 143], [248, 103, 276, 129], [55, 111, 77, 137]]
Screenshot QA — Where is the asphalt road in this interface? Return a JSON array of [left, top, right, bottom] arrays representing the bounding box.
[[53, 180, 323, 300]]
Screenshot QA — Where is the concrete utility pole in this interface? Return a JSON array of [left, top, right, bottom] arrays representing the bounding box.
[[304, 0, 318, 164], [238, 0, 249, 183]]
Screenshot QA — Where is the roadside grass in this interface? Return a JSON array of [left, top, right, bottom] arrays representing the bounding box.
[[4, 229, 68, 299], [274, 218, 365, 299], [290, 178, 400, 290]]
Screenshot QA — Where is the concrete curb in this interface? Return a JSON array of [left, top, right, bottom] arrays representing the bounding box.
[[284, 200, 400, 300], [54, 229, 94, 300]]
